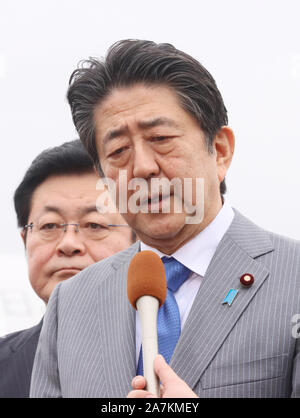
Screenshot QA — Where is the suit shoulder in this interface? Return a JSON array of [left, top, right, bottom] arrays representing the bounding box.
[[257, 230, 300, 284], [230, 209, 300, 259], [266, 230, 300, 253], [0, 321, 42, 354]]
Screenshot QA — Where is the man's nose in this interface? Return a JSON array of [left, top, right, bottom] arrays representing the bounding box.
[[56, 227, 86, 257], [132, 143, 160, 179]]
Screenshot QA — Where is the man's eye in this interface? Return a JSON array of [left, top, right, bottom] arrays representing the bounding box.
[[40, 223, 59, 230], [153, 136, 167, 141], [86, 222, 107, 230], [109, 147, 127, 157], [151, 136, 175, 143]]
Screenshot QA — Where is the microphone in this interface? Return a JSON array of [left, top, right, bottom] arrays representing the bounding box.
[[127, 251, 167, 396]]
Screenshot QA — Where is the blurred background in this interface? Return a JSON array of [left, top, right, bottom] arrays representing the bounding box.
[[1, 0, 299, 335]]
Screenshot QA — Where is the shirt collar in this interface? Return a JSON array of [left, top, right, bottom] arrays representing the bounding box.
[[140, 200, 235, 277]]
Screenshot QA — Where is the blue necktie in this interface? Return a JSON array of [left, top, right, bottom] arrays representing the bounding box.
[[137, 257, 191, 375]]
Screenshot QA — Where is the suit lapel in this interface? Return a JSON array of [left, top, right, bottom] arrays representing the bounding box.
[[170, 211, 274, 390], [97, 242, 139, 397]]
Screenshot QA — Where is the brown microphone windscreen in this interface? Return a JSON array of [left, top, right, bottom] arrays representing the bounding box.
[[127, 250, 167, 309]]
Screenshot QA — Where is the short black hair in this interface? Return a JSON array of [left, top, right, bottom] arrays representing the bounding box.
[[67, 39, 228, 194], [14, 139, 95, 228]]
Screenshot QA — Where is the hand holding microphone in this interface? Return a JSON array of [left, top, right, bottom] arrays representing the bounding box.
[[127, 251, 167, 396], [128, 354, 198, 398]]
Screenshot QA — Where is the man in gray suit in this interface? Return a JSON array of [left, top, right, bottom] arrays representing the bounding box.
[[30, 40, 300, 398], [0, 140, 133, 398]]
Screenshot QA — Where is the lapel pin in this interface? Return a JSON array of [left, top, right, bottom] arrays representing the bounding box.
[[240, 273, 254, 287], [222, 289, 239, 306]]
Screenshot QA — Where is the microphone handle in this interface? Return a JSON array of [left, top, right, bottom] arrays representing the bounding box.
[[136, 295, 160, 396]]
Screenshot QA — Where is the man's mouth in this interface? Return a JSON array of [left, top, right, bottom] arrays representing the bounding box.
[[141, 193, 172, 211], [53, 267, 82, 275]]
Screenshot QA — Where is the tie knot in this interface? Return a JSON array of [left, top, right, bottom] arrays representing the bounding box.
[[162, 257, 191, 292]]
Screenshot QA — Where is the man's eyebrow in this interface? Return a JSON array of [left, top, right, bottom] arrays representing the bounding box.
[[103, 125, 129, 145], [138, 117, 179, 130], [41, 206, 62, 215], [102, 117, 179, 145], [79, 206, 99, 216]]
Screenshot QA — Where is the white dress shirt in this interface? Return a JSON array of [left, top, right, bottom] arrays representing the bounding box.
[[136, 200, 235, 365]]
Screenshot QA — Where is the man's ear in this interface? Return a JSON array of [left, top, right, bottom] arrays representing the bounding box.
[[20, 230, 26, 248], [213, 126, 235, 183]]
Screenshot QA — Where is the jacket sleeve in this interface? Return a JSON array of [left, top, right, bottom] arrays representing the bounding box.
[[292, 321, 300, 397], [30, 283, 62, 398]]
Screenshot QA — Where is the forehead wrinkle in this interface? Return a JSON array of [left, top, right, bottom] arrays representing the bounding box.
[[37, 205, 99, 219]]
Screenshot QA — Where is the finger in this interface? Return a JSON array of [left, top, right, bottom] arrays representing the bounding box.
[[154, 354, 180, 386], [131, 376, 147, 390], [127, 390, 155, 398]]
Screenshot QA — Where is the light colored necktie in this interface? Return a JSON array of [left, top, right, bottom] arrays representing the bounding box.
[[137, 257, 191, 375]]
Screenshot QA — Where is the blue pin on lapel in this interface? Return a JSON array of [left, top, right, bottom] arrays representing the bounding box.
[[222, 289, 238, 306]]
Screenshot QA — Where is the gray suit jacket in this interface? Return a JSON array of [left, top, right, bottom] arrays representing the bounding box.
[[0, 320, 43, 398], [30, 211, 300, 398]]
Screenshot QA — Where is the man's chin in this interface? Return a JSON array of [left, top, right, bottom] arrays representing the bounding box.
[[133, 212, 187, 242], [56, 269, 82, 279]]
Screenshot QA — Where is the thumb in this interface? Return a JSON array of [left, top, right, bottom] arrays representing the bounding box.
[[154, 354, 180, 386]]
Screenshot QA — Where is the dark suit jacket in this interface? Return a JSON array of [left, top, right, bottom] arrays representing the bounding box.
[[0, 320, 43, 398]]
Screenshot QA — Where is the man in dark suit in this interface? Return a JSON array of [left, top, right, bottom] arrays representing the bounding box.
[[0, 139, 133, 398]]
